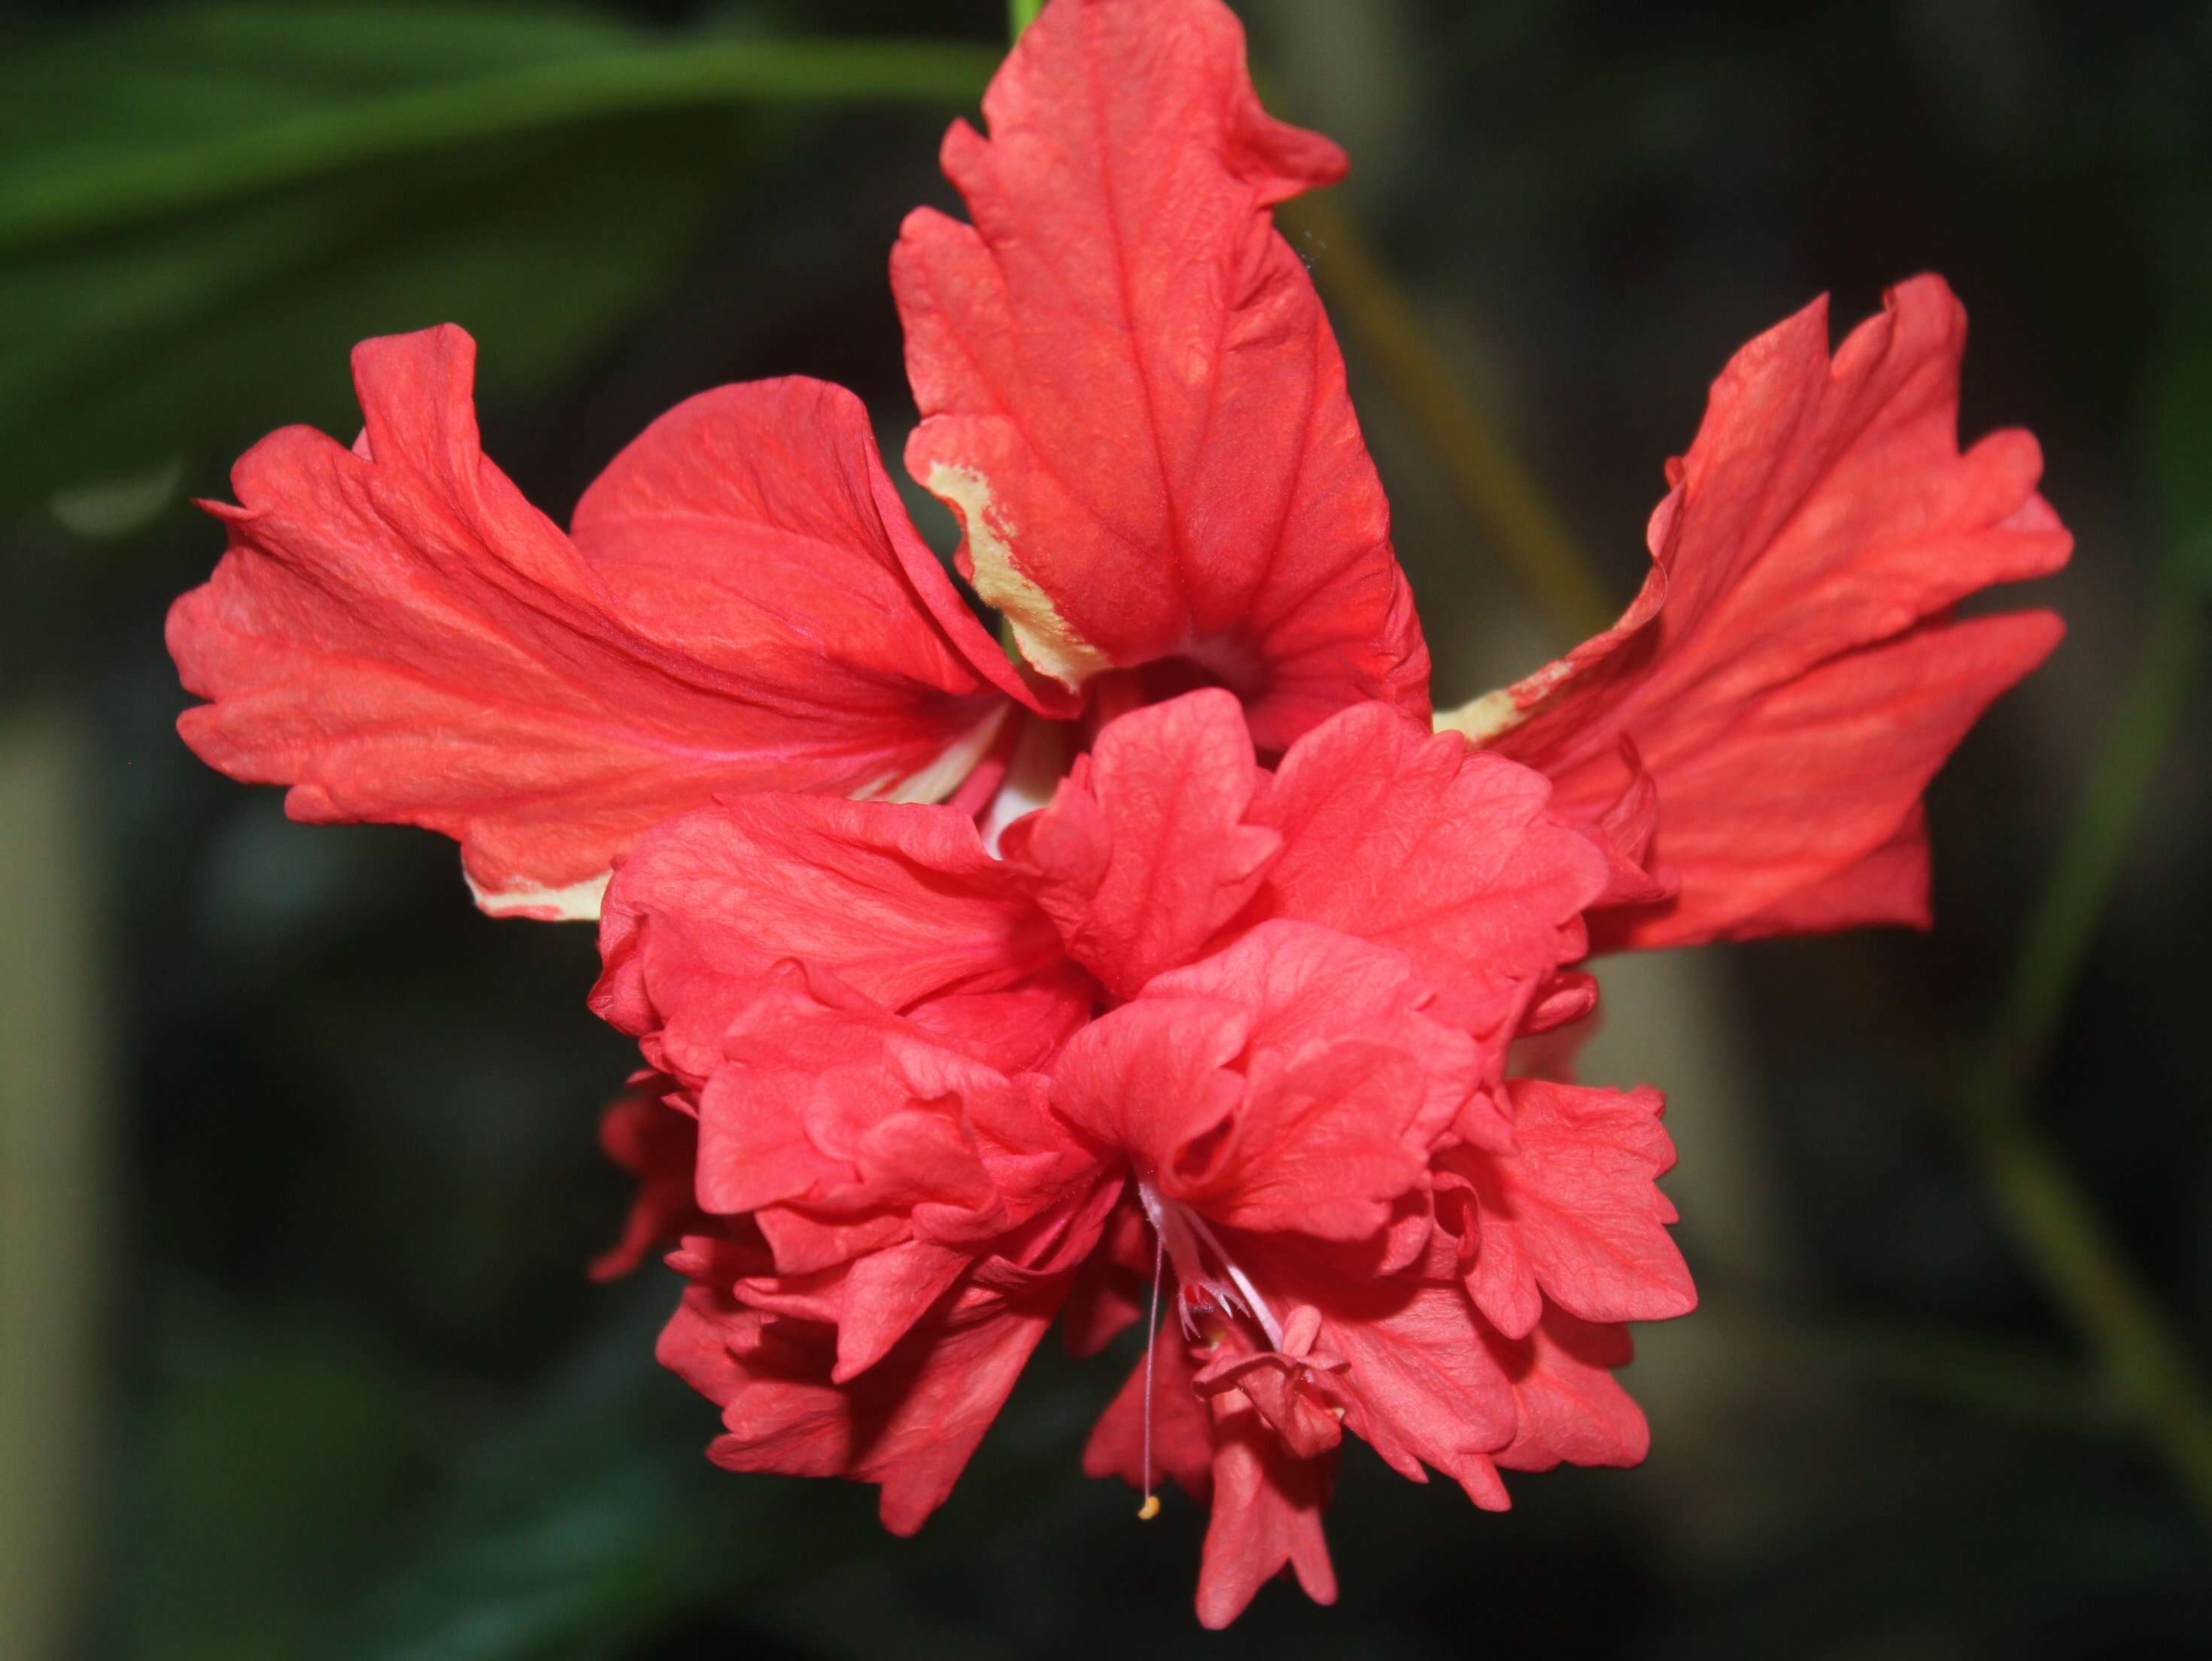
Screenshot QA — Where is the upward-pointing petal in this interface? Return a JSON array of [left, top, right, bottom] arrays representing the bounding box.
[[894, 0, 1429, 747]]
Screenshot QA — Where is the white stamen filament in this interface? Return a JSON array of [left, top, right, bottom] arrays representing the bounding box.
[[1133, 1174, 1286, 1349], [1138, 1226, 1165, 1521], [1179, 1204, 1284, 1350]]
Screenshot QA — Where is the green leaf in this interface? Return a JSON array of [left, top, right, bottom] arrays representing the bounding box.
[[0, 4, 1000, 250], [110, 1294, 442, 1661], [2142, 265, 2212, 597], [0, 2, 999, 517], [318, 1291, 805, 1661]]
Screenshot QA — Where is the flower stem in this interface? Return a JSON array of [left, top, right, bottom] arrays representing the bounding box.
[[1277, 191, 1618, 642], [2000, 603, 2203, 1080], [1964, 596, 2212, 1513], [1958, 1081, 2212, 1511], [1009, 0, 1046, 40]]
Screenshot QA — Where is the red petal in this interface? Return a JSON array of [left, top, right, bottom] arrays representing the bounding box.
[[1050, 993, 1251, 1186], [1242, 1234, 1518, 1489], [682, 965, 1098, 1262], [1053, 920, 1478, 1240], [1001, 690, 1281, 998], [1145, 922, 1478, 1236], [1060, 1197, 1151, 1358], [892, 0, 1427, 745], [1195, 1392, 1338, 1628], [169, 331, 1014, 918], [573, 375, 1056, 718], [1250, 703, 1610, 1039], [591, 795, 1083, 1079], [725, 1237, 971, 1385], [1482, 1307, 1652, 1472], [1448, 1080, 1695, 1338], [1462, 278, 2069, 947], [587, 1074, 701, 1282], [825, 1241, 974, 1383], [1730, 803, 1931, 935], [667, 1277, 1061, 1536], [1593, 608, 2060, 949], [904, 962, 1097, 1075]]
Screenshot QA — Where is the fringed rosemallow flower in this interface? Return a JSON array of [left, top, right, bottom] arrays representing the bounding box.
[[160, 0, 2068, 1629], [591, 690, 1690, 1625]]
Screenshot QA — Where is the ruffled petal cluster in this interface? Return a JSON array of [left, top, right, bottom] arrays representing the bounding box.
[[163, 0, 2068, 1628], [593, 689, 1700, 1622]]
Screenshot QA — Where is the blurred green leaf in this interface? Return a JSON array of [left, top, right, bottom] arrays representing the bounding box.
[[1642, 1426, 2212, 1661], [2146, 332, 2212, 598], [110, 1292, 443, 1661], [47, 457, 186, 540], [0, 5, 1001, 249], [0, 2, 998, 515], [318, 1289, 806, 1661]]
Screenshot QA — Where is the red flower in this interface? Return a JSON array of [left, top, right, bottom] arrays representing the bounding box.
[[158, 0, 2071, 1629], [594, 689, 1690, 1624]]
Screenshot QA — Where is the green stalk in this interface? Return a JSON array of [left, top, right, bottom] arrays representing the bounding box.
[[1279, 192, 1617, 643], [1009, 0, 1046, 39], [1962, 597, 2212, 1513], [2000, 604, 2204, 1080]]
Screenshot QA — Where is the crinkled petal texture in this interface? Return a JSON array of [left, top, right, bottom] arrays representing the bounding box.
[[894, 0, 1429, 745], [168, 326, 1039, 919], [1004, 690, 1609, 1059], [597, 691, 1682, 1626], [1450, 277, 2070, 947], [661, 1244, 1076, 1537], [591, 785, 1117, 1529], [1054, 922, 1479, 1240], [1000, 689, 1282, 998], [592, 793, 1092, 1081], [620, 940, 1117, 1527], [1439, 1080, 1696, 1341], [1245, 703, 1611, 1047]]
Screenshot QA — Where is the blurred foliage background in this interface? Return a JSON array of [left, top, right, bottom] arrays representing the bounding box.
[[2, 0, 2208, 1655]]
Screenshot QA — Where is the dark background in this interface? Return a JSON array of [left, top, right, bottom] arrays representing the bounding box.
[[3, 2, 2208, 1656]]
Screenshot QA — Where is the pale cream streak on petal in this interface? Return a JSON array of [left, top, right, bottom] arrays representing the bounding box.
[[858, 701, 1013, 806], [1432, 688, 1521, 744], [458, 709, 1007, 922], [979, 714, 1073, 858], [926, 462, 1113, 690], [466, 867, 612, 922], [1433, 646, 1594, 745]]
